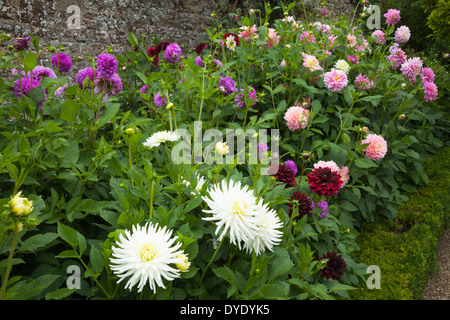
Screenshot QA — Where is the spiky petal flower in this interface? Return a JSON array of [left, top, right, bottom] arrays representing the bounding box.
[[243, 202, 283, 256], [318, 251, 346, 280], [202, 180, 261, 248], [143, 130, 180, 148], [384, 9, 401, 26], [110, 222, 185, 293]]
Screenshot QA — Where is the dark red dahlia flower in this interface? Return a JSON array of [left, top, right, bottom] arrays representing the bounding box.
[[195, 42, 207, 55], [147, 47, 158, 57], [318, 251, 346, 280], [288, 191, 313, 220], [306, 167, 343, 197], [156, 41, 170, 53], [269, 164, 296, 188], [222, 32, 240, 46]]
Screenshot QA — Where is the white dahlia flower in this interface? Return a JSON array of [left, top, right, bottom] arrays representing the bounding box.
[[142, 130, 180, 148]]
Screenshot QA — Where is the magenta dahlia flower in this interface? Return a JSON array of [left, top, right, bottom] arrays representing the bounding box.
[[195, 56, 204, 67], [10, 77, 40, 98], [93, 73, 122, 103], [96, 53, 118, 79], [307, 167, 343, 197], [319, 251, 346, 280], [361, 133, 387, 160], [218, 76, 238, 96], [30, 66, 57, 82], [387, 44, 407, 69], [51, 53, 72, 73], [324, 68, 348, 92], [164, 43, 182, 63], [384, 9, 401, 26], [284, 160, 298, 176], [75, 67, 95, 89], [235, 86, 257, 108]]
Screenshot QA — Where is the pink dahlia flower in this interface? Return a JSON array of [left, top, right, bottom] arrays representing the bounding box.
[[324, 68, 348, 92], [371, 30, 385, 43], [10, 77, 40, 98], [354, 74, 374, 91], [387, 44, 407, 69], [361, 134, 387, 160], [420, 67, 435, 84], [400, 57, 423, 84], [384, 9, 401, 26], [265, 28, 280, 48], [423, 82, 438, 102], [302, 53, 322, 71], [238, 25, 257, 41], [284, 106, 310, 131]]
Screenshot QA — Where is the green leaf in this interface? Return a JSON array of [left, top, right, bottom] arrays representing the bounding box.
[[89, 245, 104, 274], [23, 51, 37, 71], [355, 157, 378, 169], [212, 266, 238, 298], [269, 247, 293, 282], [60, 100, 78, 123], [12, 275, 60, 300], [57, 222, 78, 249], [55, 249, 80, 259], [96, 103, 120, 127], [17, 233, 59, 253], [45, 288, 77, 300]]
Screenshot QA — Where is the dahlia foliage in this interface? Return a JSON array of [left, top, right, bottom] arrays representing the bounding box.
[[0, 0, 445, 301]]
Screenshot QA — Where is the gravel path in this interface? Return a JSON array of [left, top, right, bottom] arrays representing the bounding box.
[[422, 229, 450, 300]]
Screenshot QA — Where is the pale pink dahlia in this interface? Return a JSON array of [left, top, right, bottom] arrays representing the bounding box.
[[394, 26, 410, 44], [423, 82, 438, 102], [284, 106, 310, 131], [384, 9, 401, 26], [265, 28, 280, 49], [339, 166, 350, 186], [400, 57, 423, 84], [302, 53, 322, 71], [324, 68, 348, 92], [361, 134, 387, 160], [238, 25, 257, 41], [387, 44, 407, 69]]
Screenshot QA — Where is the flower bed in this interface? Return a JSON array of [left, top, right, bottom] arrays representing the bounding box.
[[0, 1, 445, 300]]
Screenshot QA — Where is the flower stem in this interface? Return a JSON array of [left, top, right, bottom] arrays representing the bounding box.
[[0, 224, 19, 300], [198, 237, 225, 287]]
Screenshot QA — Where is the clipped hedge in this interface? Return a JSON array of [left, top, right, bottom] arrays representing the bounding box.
[[351, 146, 450, 299]]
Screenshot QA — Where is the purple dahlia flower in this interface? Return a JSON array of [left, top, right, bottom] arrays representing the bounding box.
[[51, 53, 72, 73]]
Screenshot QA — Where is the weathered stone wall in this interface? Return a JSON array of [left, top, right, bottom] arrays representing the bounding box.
[[1, 0, 357, 70], [1, 0, 219, 68]]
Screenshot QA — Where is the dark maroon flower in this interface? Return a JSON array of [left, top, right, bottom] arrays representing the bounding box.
[[147, 47, 159, 65], [269, 164, 296, 188], [195, 42, 207, 55], [288, 191, 314, 220], [223, 32, 240, 46], [306, 167, 343, 197], [13, 37, 31, 51], [156, 41, 170, 53], [318, 251, 346, 280]]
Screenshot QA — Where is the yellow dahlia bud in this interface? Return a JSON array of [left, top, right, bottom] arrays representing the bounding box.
[[9, 191, 33, 217], [175, 253, 190, 272], [215, 142, 229, 156], [125, 128, 135, 135], [11, 222, 23, 233], [166, 102, 174, 110]]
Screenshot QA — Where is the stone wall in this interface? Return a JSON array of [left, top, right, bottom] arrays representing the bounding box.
[[1, 0, 219, 68], [1, 0, 357, 70]]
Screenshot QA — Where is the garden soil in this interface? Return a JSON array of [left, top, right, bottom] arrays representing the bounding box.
[[422, 229, 450, 300]]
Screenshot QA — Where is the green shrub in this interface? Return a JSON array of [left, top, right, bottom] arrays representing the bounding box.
[[351, 147, 450, 299]]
